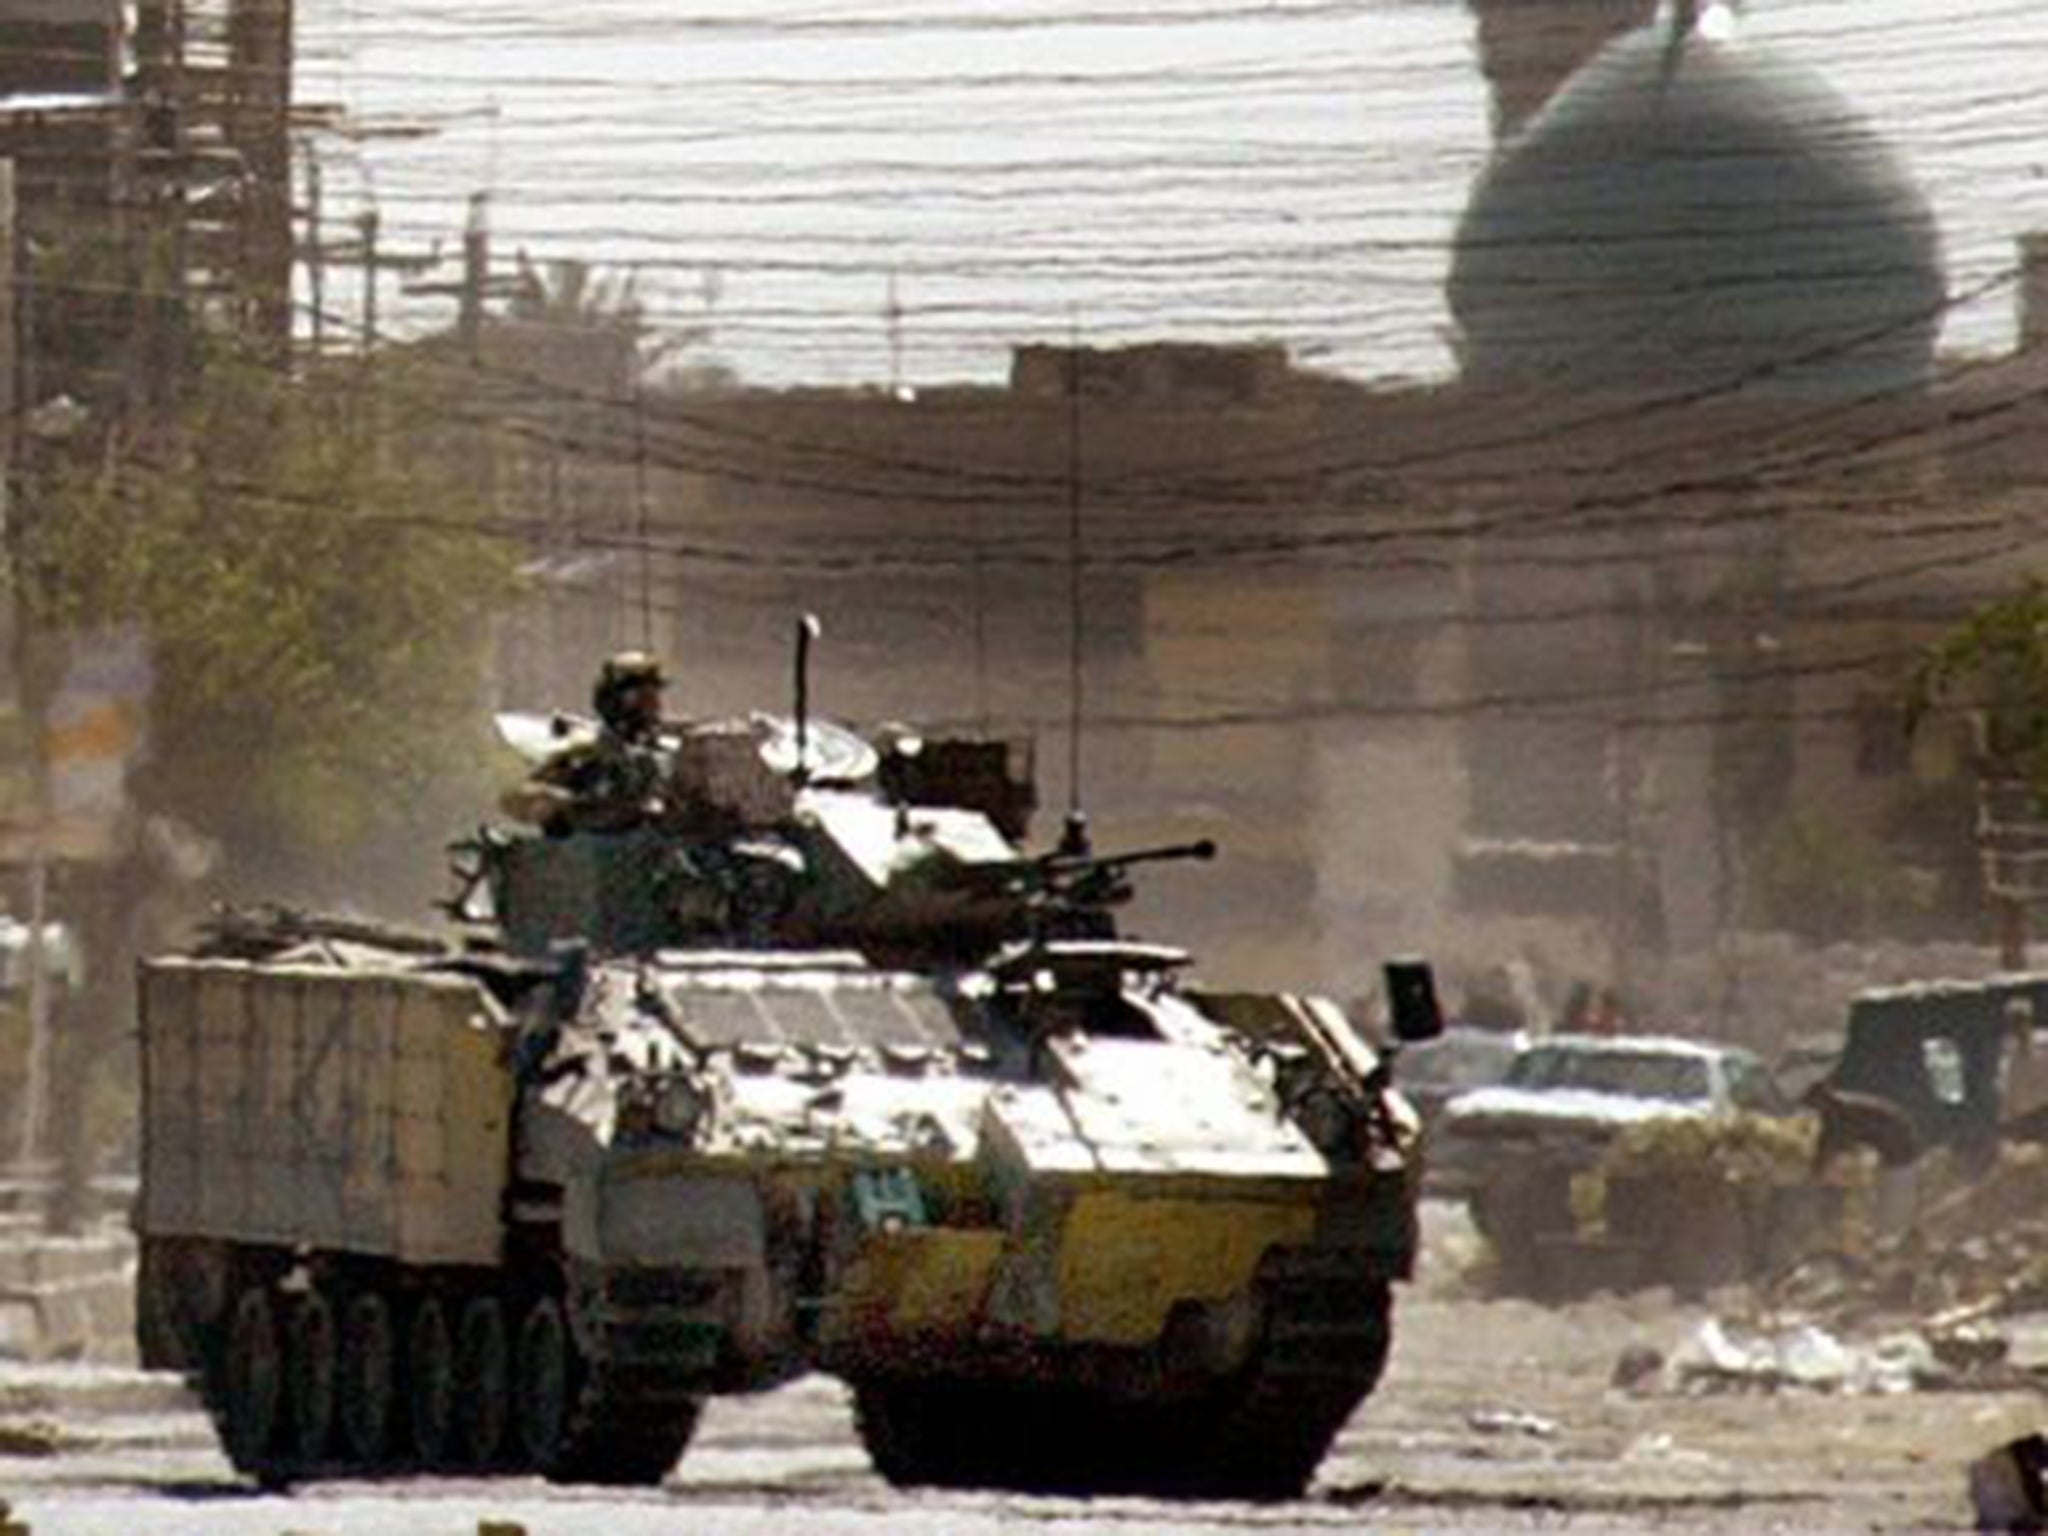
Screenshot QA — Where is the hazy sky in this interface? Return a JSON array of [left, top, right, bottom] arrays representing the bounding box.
[[298, 0, 2048, 387]]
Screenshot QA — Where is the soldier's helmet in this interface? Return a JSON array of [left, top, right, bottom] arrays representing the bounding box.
[[594, 650, 667, 725]]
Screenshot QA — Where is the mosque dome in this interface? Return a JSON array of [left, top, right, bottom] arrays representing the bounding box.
[[1448, 21, 1946, 396]]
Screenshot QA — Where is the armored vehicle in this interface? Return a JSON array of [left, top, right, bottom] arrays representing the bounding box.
[[1824, 975, 2048, 1153], [134, 652, 1439, 1498]]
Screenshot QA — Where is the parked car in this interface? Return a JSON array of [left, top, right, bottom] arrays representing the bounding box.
[[1429, 1033, 1792, 1272], [1402, 1028, 1527, 1128], [1400, 1028, 1526, 1192]]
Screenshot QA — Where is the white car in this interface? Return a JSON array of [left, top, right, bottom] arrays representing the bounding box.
[[1428, 1033, 1790, 1206]]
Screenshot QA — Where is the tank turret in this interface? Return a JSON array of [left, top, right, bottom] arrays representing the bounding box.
[[466, 705, 1216, 969]]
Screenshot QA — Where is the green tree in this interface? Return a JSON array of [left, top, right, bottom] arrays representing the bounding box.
[[504, 253, 715, 388], [22, 352, 519, 903], [1906, 578, 2048, 797]]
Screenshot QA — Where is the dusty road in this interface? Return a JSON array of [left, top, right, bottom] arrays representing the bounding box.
[[3, 1206, 2033, 1534]]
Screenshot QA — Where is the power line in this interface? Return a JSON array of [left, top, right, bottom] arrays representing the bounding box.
[[282, 0, 2048, 387]]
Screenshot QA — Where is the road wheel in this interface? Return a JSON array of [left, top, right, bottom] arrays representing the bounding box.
[[523, 1267, 704, 1485], [855, 1378, 1141, 1493], [283, 1291, 339, 1465], [221, 1287, 283, 1477], [408, 1296, 456, 1466], [515, 1295, 572, 1469], [1169, 1273, 1393, 1500], [452, 1295, 511, 1467], [338, 1290, 398, 1465]]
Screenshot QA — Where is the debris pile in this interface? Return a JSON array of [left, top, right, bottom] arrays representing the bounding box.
[[1466, 1407, 1560, 1439], [1618, 1145, 2048, 1403], [1656, 1317, 1942, 1396], [1768, 1145, 2048, 1330]]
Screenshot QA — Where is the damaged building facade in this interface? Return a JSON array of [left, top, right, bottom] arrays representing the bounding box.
[[0, 0, 296, 410]]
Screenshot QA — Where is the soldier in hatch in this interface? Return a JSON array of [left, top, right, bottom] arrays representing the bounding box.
[[503, 651, 675, 834]]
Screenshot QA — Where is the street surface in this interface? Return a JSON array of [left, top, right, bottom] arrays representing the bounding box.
[[3, 1206, 2030, 1534]]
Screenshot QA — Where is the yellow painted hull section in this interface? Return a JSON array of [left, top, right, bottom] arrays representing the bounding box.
[[1056, 1192, 1316, 1346], [838, 1228, 1007, 1336]]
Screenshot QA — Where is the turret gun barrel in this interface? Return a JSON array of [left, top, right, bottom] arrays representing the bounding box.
[[1014, 837, 1217, 911], [1037, 837, 1217, 878]]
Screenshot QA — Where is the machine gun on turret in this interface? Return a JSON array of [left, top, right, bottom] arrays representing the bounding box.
[[1009, 828, 1218, 930]]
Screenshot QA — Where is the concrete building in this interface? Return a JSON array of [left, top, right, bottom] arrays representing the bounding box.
[[0, 0, 299, 408]]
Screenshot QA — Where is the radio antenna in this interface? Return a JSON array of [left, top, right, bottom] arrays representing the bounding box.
[[972, 502, 991, 734], [633, 379, 652, 648], [1063, 314, 1088, 850], [793, 612, 821, 785]]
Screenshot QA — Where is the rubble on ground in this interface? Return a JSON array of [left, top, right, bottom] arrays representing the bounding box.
[[1467, 1407, 1561, 1438], [1659, 1317, 1941, 1396], [1766, 1145, 2048, 1327], [1613, 1143, 2048, 1400]]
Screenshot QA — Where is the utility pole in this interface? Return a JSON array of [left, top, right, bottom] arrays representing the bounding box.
[[299, 172, 432, 365], [0, 161, 58, 1205], [403, 193, 510, 362], [394, 191, 526, 364], [294, 201, 435, 381], [1064, 320, 1085, 832], [885, 268, 903, 397], [0, 158, 38, 1176], [304, 149, 324, 357], [0, 157, 13, 526], [227, 0, 296, 351], [1978, 769, 2037, 970], [1610, 567, 1645, 1012], [633, 381, 651, 650], [460, 192, 488, 360], [358, 208, 379, 354]]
